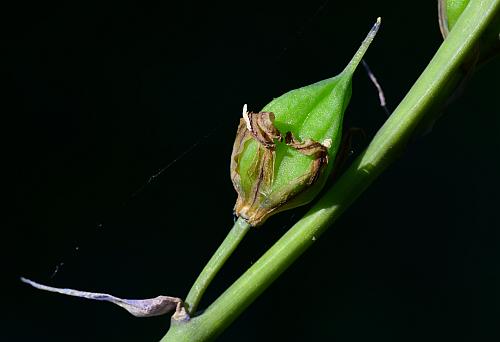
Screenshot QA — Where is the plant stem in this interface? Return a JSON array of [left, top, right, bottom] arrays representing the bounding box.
[[183, 217, 251, 315], [163, 1, 500, 340]]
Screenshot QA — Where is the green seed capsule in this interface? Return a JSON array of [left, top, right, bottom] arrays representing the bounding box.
[[438, 0, 470, 37], [438, 0, 499, 75], [230, 18, 381, 226]]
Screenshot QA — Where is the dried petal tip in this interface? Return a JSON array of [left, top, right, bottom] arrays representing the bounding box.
[[242, 104, 251, 130]]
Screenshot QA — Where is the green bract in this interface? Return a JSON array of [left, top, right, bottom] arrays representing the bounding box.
[[230, 18, 381, 226]]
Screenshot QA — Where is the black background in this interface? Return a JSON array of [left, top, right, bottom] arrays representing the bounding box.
[[5, 1, 500, 341]]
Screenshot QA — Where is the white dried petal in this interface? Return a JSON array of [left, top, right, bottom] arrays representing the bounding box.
[[21, 277, 187, 319]]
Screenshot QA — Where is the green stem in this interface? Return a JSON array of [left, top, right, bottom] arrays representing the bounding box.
[[184, 217, 251, 315], [163, 1, 500, 340]]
